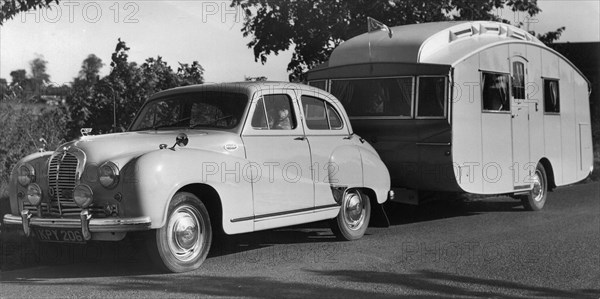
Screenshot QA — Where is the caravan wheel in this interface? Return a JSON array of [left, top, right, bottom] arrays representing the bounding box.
[[520, 164, 548, 211]]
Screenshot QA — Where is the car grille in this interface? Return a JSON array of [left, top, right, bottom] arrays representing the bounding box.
[[23, 202, 107, 218], [48, 151, 79, 216]]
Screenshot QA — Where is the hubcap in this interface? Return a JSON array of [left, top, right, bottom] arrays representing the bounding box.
[[343, 192, 365, 230], [531, 170, 544, 202], [167, 205, 204, 262]]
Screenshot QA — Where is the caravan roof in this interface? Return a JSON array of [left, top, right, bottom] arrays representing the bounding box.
[[328, 21, 545, 67]]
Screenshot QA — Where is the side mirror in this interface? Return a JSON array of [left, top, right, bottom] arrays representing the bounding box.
[[171, 133, 189, 150]]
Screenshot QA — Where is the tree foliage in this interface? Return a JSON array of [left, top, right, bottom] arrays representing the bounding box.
[[66, 38, 205, 136], [536, 26, 565, 45], [231, 0, 543, 81], [78, 54, 104, 83], [4, 56, 51, 100], [0, 0, 60, 25]]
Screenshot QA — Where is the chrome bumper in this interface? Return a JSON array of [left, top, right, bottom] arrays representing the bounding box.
[[3, 209, 152, 241]]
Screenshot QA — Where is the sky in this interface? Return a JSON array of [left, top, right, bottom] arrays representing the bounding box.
[[0, 0, 599, 86]]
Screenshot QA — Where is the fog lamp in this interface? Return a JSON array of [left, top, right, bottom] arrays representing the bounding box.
[[73, 184, 93, 208], [26, 183, 43, 206]]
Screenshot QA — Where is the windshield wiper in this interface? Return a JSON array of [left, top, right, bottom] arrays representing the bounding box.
[[189, 115, 234, 129]]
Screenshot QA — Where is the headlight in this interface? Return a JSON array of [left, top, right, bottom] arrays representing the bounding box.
[[26, 183, 43, 205], [73, 184, 93, 208], [98, 161, 120, 189], [18, 164, 35, 186]]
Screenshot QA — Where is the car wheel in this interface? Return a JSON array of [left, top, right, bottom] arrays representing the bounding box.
[[330, 189, 371, 241], [147, 192, 212, 272], [520, 163, 548, 211]]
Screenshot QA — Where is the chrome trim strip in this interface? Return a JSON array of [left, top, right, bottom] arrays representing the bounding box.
[[513, 184, 531, 190], [3, 214, 151, 232], [230, 203, 340, 223]]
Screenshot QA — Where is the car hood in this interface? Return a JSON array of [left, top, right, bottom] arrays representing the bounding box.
[[56, 130, 244, 163]]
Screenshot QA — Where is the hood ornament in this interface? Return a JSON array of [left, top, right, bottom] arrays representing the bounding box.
[[38, 138, 48, 152], [80, 128, 93, 137]]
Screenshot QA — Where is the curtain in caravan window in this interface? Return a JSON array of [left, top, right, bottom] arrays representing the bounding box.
[[482, 72, 510, 111], [330, 77, 413, 117], [543, 79, 560, 113], [512, 62, 525, 100]]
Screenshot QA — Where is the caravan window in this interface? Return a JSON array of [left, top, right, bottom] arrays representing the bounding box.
[[482, 72, 510, 112], [512, 62, 526, 100], [330, 77, 413, 118], [308, 80, 327, 91], [544, 79, 560, 113], [417, 76, 446, 118]]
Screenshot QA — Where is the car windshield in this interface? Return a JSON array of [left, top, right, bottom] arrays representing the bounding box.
[[129, 91, 248, 131]]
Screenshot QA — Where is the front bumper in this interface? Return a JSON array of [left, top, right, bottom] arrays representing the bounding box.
[[3, 209, 151, 241]]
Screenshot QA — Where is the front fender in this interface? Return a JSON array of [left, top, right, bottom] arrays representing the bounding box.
[[120, 148, 253, 233], [7, 151, 54, 215]]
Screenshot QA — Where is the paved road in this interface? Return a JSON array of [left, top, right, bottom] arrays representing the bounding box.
[[1, 182, 598, 298]]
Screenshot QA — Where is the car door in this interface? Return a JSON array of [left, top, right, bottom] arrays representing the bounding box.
[[241, 89, 314, 218], [299, 94, 361, 208]]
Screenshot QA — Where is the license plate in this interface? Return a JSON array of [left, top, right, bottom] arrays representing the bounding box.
[[34, 228, 86, 243]]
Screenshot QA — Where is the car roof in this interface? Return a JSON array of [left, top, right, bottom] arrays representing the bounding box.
[[149, 82, 324, 99]]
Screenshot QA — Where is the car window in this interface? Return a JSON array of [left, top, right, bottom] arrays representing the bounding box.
[[327, 103, 343, 129], [301, 95, 343, 130], [130, 91, 247, 131], [251, 94, 297, 130]]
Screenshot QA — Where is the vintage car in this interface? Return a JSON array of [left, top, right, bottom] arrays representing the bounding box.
[[2, 82, 391, 272]]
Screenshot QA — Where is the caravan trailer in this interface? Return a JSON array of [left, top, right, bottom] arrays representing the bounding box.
[[307, 21, 594, 210]]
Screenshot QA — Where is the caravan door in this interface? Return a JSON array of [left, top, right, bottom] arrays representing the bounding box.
[[510, 56, 532, 190]]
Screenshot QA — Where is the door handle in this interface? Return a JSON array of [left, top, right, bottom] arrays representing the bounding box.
[[294, 136, 306, 141]]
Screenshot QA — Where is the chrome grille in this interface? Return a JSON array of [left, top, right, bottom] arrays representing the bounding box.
[[23, 202, 107, 218], [48, 151, 79, 216]]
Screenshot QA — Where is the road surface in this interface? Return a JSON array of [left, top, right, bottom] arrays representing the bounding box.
[[1, 182, 598, 298]]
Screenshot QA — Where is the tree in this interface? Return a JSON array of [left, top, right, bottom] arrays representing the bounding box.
[[29, 55, 50, 96], [9, 69, 27, 86], [245, 76, 268, 82], [0, 0, 60, 25], [78, 54, 104, 83], [141, 56, 180, 93], [177, 61, 204, 86], [66, 38, 206, 137], [536, 26, 566, 45], [0, 78, 8, 101], [231, 0, 544, 81]]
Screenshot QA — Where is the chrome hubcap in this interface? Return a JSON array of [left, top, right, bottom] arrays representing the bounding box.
[[343, 192, 365, 230], [167, 205, 204, 262], [531, 170, 544, 202]]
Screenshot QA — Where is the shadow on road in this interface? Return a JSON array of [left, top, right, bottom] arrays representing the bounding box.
[[0, 194, 529, 278], [2, 267, 597, 298], [384, 195, 526, 226], [308, 269, 600, 298]]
